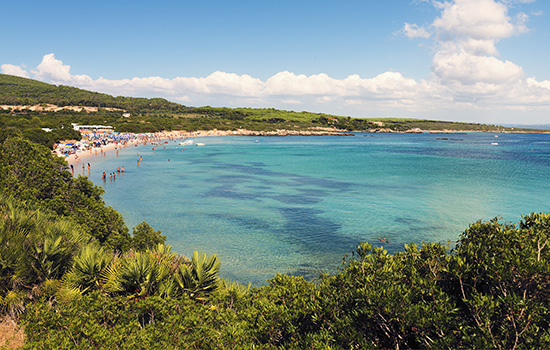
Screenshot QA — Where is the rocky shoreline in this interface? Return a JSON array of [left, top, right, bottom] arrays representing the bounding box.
[[226, 129, 353, 136]]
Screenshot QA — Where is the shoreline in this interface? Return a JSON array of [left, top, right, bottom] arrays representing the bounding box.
[[59, 128, 351, 166], [58, 127, 550, 167]]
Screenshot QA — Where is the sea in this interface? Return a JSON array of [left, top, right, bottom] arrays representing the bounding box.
[[82, 132, 550, 286]]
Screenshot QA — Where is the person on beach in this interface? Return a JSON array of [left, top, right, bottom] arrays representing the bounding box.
[[87, 163, 90, 170], [70, 164, 74, 174]]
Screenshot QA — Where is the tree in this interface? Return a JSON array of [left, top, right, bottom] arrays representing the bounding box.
[[0, 137, 132, 251], [444, 214, 550, 349], [132, 221, 166, 252]]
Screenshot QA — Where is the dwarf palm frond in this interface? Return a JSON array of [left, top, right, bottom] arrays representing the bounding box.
[[55, 286, 83, 303], [102, 252, 160, 297], [100, 255, 124, 294], [0, 225, 27, 294], [23, 233, 69, 284], [1, 197, 86, 288], [0, 195, 45, 235], [63, 243, 112, 293], [174, 251, 221, 301], [1, 290, 26, 319]]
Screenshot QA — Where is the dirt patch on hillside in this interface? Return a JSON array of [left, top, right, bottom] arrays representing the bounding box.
[[1, 104, 123, 113], [0, 317, 25, 349]]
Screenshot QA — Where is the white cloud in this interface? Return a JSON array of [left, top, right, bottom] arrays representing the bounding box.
[[402, 23, 431, 39], [432, 0, 527, 42], [281, 99, 303, 105], [265, 72, 339, 96], [34, 53, 73, 82], [527, 78, 550, 90], [432, 49, 524, 85], [1, 64, 30, 78]]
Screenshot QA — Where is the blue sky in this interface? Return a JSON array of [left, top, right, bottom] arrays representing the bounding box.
[[2, 0, 550, 124]]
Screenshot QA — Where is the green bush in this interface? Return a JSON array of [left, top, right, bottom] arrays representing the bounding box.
[[15, 214, 550, 348]]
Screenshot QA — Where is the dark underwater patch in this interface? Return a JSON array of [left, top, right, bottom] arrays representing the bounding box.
[[272, 194, 323, 205], [278, 207, 356, 255]]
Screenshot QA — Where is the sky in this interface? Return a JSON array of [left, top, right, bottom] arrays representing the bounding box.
[[1, 0, 550, 124]]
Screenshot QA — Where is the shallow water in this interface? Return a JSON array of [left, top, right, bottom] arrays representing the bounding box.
[[83, 132, 550, 285]]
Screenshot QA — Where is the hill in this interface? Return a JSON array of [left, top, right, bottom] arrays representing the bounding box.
[[0, 74, 190, 113], [1, 74, 545, 142]]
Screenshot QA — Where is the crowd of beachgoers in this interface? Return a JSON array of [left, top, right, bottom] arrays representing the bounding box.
[[54, 129, 229, 166]]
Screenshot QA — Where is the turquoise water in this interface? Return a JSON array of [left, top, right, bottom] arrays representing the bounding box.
[[83, 132, 550, 285]]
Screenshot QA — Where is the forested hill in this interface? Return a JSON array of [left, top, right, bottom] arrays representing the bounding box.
[[0, 74, 190, 113]]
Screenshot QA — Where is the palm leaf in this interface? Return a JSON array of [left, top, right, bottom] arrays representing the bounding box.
[[174, 251, 221, 300]]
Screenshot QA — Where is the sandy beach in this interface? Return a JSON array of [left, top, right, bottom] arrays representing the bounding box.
[[65, 139, 139, 165], [58, 128, 338, 166], [59, 130, 222, 167]]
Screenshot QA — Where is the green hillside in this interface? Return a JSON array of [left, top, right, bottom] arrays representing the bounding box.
[[1, 74, 544, 147], [0, 74, 190, 113]]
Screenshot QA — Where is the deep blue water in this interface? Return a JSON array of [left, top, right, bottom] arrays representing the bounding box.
[[82, 132, 550, 285]]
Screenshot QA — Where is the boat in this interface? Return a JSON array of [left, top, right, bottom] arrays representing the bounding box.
[[195, 143, 205, 146], [179, 140, 194, 146], [491, 142, 499, 145]]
